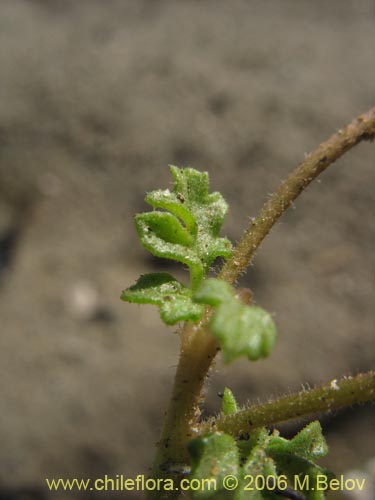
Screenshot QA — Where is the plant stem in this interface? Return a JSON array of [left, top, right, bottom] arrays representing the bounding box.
[[204, 371, 375, 436], [148, 318, 218, 496], [220, 106, 375, 284], [149, 107, 375, 495]]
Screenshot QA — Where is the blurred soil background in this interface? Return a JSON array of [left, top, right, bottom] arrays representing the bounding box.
[[0, 1, 374, 499]]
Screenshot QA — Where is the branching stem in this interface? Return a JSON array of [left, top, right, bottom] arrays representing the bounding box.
[[220, 106, 375, 284], [149, 107, 375, 495]]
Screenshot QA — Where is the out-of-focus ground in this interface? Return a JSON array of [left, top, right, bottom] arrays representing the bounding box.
[[0, 1, 374, 499]]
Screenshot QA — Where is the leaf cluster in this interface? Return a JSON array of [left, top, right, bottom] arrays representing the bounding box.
[[122, 167, 276, 363], [188, 419, 332, 500]]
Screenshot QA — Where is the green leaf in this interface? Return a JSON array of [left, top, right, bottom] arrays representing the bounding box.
[[267, 422, 328, 462], [235, 446, 277, 500], [188, 433, 240, 499], [222, 388, 239, 415], [187, 423, 332, 500], [269, 453, 333, 500], [140, 166, 232, 290], [135, 213, 203, 284], [266, 422, 333, 500], [121, 272, 204, 325], [194, 279, 277, 363], [136, 211, 193, 246]]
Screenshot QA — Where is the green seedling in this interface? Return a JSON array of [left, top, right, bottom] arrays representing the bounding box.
[[121, 108, 375, 500]]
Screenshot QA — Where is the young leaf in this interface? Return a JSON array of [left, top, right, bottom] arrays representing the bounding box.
[[266, 422, 333, 500], [135, 212, 201, 271], [194, 279, 277, 363], [137, 166, 232, 290], [270, 454, 333, 500], [121, 272, 204, 325], [235, 446, 277, 500], [136, 211, 193, 246], [188, 433, 239, 499], [222, 388, 239, 415], [186, 422, 331, 500], [267, 421, 328, 462]]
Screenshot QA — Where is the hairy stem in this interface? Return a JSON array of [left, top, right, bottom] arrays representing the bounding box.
[[149, 107, 375, 496], [148, 318, 218, 498], [205, 371, 375, 436], [154, 321, 217, 462], [220, 106, 375, 284]]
